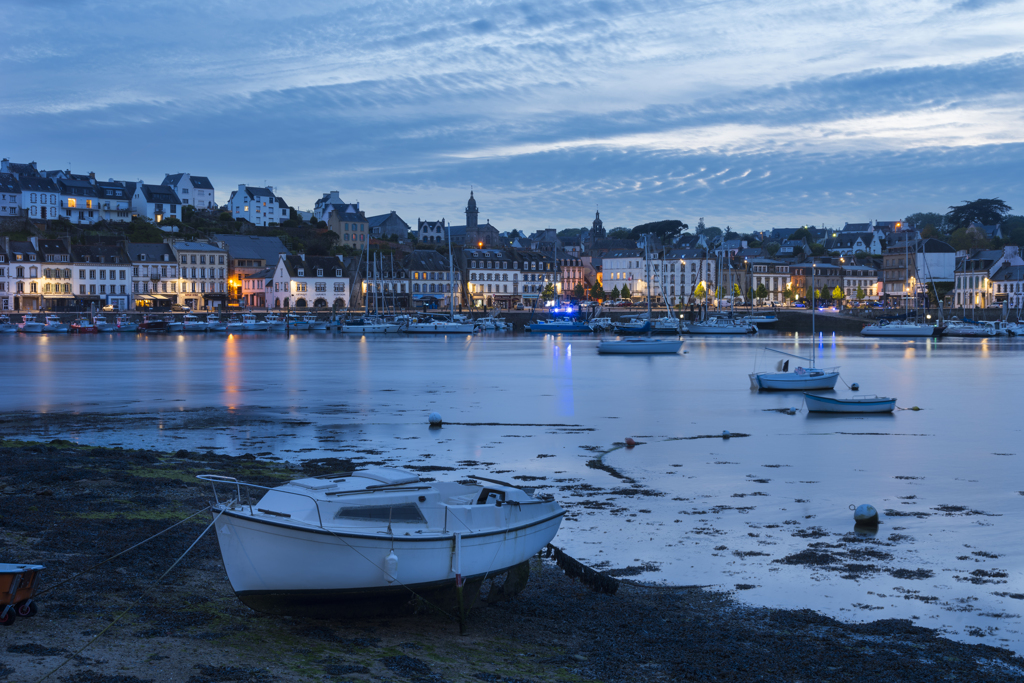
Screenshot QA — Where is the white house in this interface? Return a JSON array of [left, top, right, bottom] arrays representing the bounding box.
[[229, 185, 288, 227], [990, 265, 1024, 309], [132, 183, 182, 228], [169, 240, 229, 310], [17, 177, 60, 222], [747, 258, 792, 303], [125, 242, 177, 310], [0, 173, 21, 218], [267, 254, 349, 310], [954, 246, 1024, 309], [465, 248, 519, 308], [162, 173, 216, 209], [841, 265, 879, 300]]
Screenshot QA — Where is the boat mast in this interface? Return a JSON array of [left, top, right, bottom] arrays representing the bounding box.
[[811, 263, 816, 369], [447, 219, 455, 321], [645, 235, 652, 337]]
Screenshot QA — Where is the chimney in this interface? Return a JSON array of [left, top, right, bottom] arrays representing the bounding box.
[[89, 171, 95, 180], [238, 184, 246, 193]]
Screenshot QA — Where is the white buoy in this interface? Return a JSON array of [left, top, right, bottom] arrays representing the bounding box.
[[853, 503, 879, 526], [428, 412, 442, 426], [384, 550, 398, 584]]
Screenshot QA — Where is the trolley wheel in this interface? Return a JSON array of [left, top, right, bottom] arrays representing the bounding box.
[[15, 601, 37, 617], [0, 610, 15, 626]]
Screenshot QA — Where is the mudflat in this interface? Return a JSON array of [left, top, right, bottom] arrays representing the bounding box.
[[1, 440, 1021, 682]]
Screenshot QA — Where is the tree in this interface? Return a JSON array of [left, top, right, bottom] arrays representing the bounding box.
[[558, 228, 582, 243], [1000, 215, 1024, 247], [573, 283, 585, 299], [810, 243, 826, 256], [948, 226, 991, 252], [608, 227, 631, 239], [590, 282, 605, 300], [783, 287, 794, 302], [856, 286, 866, 300], [620, 284, 631, 299], [733, 283, 742, 298], [814, 288, 821, 302], [702, 227, 723, 245], [218, 211, 232, 222], [630, 220, 688, 242], [611, 285, 621, 299], [693, 283, 706, 300], [510, 229, 520, 240], [765, 242, 781, 256], [832, 285, 843, 301], [905, 211, 945, 233], [946, 199, 1012, 231], [695, 217, 706, 234], [755, 283, 768, 301]]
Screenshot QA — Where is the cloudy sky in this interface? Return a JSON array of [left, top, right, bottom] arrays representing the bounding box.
[[3, 0, 1022, 232]]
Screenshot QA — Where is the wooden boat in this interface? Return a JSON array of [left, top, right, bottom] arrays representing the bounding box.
[[804, 393, 896, 413], [199, 468, 564, 617]]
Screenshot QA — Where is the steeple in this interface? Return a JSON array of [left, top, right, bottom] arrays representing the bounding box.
[[592, 209, 603, 232], [465, 190, 479, 230]]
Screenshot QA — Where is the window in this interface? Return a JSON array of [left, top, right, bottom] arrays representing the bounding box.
[[335, 504, 425, 523], [335, 269, 342, 277], [297, 268, 304, 277]]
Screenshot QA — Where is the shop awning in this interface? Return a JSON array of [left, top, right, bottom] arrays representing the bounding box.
[[203, 293, 228, 300], [74, 294, 101, 301], [150, 294, 169, 300], [134, 295, 154, 300], [43, 294, 75, 299]]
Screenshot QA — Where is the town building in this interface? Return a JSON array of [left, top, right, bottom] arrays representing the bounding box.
[[0, 174, 21, 219], [790, 261, 843, 302], [881, 233, 956, 303], [162, 173, 216, 209], [213, 234, 290, 306], [266, 254, 349, 310], [228, 185, 289, 227], [417, 219, 447, 244], [953, 247, 1024, 309], [132, 183, 182, 227], [823, 232, 881, 256], [312, 192, 367, 245], [56, 175, 103, 225], [367, 211, 411, 241], [841, 264, 879, 300], [746, 258, 792, 303], [990, 264, 1024, 309], [18, 177, 60, 222], [405, 250, 460, 310], [357, 254, 409, 311], [169, 241, 229, 310], [125, 242, 177, 310], [447, 191, 502, 248], [516, 250, 557, 305], [94, 180, 134, 222], [465, 248, 519, 309], [69, 244, 132, 311], [7, 239, 41, 311], [556, 254, 585, 299]]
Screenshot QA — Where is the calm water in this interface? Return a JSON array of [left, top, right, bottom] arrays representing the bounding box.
[[3, 331, 1024, 652]]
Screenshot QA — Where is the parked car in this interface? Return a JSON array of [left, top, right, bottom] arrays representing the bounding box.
[[793, 302, 806, 308], [515, 303, 525, 310], [171, 303, 191, 312], [101, 304, 119, 312]]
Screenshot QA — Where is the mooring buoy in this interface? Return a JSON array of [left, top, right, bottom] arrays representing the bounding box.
[[722, 430, 731, 439], [852, 503, 879, 526], [625, 437, 637, 448], [851, 383, 860, 391], [428, 412, 443, 426]]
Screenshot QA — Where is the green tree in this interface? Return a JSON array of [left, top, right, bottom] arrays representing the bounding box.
[[558, 228, 582, 242], [694, 283, 706, 300], [832, 285, 843, 301], [590, 282, 605, 300], [732, 283, 742, 297], [783, 287, 794, 302], [218, 211, 232, 222], [510, 229, 520, 240], [765, 242, 781, 256], [573, 283, 585, 299], [608, 227, 631, 239], [611, 285, 621, 299], [630, 220, 688, 242], [946, 199, 1012, 230], [541, 283, 556, 299], [620, 284, 631, 299], [755, 283, 768, 301], [1000, 215, 1024, 247], [905, 211, 945, 234], [856, 286, 866, 300], [948, 226, 991, 252]]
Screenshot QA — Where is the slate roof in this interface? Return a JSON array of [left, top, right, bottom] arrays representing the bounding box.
[[17, 177, 59, 193], [58, 178, 99, 197], [842, 222, 873, 232], [71, 244, 131, 265], [125, 242, 175, 263], [172, 241, 224, 253], [213, 234, 290, 263], [368, 211, 411, 230], [163, 173, 214, 190], [281, 255, 344, 277], [404, 250, 451, 272], [36, 239, 69, 258], [246, 186, 276, 198], [0, 173, 21, 194], [4, 161, 39, 178], [138, 184, 181, 205], [992, 264, 1024, 282], [275, 197, 290, 209]]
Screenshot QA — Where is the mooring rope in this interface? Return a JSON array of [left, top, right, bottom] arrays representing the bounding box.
[[35, 511, 222, 682]]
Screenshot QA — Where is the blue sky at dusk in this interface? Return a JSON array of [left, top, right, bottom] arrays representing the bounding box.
[[3, 0, 1022, 232]]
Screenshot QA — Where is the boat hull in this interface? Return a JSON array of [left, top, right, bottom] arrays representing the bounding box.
[[685, 323, 757, 334], [212, 508, 562, 616], [341, 324, 401, 334], [525, 323, 592, 333], [402, 323, 476, 334], [598, 338, 682, 354], [861, 324, 938, 337], [752, 371, 839, 391], [804, 393, 896, 413]]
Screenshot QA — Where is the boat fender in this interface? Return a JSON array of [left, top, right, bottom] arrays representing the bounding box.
[[384, 550, 398, 584], [428, 412, 443, 427], [851, 503, 879, 527], [851, 383, 860, 391]]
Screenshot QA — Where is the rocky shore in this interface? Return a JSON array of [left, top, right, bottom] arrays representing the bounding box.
[[1, 440, 1021, 682]]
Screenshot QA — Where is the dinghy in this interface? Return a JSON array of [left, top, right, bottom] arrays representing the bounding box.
[[804, 393, 896, 413]]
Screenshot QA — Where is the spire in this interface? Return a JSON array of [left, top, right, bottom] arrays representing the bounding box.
[[465, 189, 479, 229]]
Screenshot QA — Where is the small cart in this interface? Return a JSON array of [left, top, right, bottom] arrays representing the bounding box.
[[0, 563, 45, 626]]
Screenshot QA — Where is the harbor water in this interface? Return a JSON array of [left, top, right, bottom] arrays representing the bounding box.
[[2, 331, 1023, 652]]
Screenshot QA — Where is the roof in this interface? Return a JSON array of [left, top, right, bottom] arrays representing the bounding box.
[[171, 241, 225, 253], [602, 250, 643, 259], [242, 266, 276, 280], [138, 184, 181, 205], [992, 265, 1024, 281], [4, 161, 40, 178], [0, 173, 21, 193], [126, 242, 174, 262], [281, 255, 344, 277], [17, 177, 59, 193], [70, 244, 131, 265], [368, 212, 411, 229], [919, 238, 955, 253], [404, 250, 451, 271], [245, 186, 276, 198], [275, 197, 289, 209], [163, 173, 214, 190], [842, 223, 873, 232], [36, 239, 69, 256], [213, 234, 290, 262], [58, 178, 99, 197]]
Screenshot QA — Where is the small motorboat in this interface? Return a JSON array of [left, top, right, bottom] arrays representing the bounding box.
[[611, 316, 650, 335], [70, 318, 99, 333], [285, 314, 309, 331], [0, 315, 17, 333], [199, 468, 564, 617], [804, 393, 896, 413], [165, 316, 184, 333], [205, 314, 227, 332], [18, 315, 44, 333], [264, 314, 287, 332], [226, 316, 246, 333], [684, 316, 757, 334], [242, 313, 269, 332], [182, 314, 208, 332], [341, 316, 401, 333], [43, 315, 69, 333], [402, 317, 476, 334], [303, 313, 328, 331], [93, 315, 117, 332], [650, 316, 682, 334], [588, 317, 613, 332], [597, 337, 683, 354], [139, 315, 168, 333], [116, 315, 139, 332], [861, 319, 939, 337]]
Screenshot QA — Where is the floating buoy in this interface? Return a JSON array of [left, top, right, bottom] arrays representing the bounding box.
[[785, 407, 797, 415], [851, 383, 860, 391], [428, 412, 443, 426], [722, 430, 731, 439], [384, 550, 398, 584], [910, 406, 920, 411], [852, 503, 879, 527], [625, 438, 637, 448]]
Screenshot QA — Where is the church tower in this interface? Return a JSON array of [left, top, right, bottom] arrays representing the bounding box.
[[592, 209, 603, 232], [465, 190, 479, 230]]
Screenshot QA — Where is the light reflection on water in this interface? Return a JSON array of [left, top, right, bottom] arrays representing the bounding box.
[[2, 332, 1023, 652]]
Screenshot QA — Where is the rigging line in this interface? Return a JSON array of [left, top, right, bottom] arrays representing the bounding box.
[[36, 511, 222, 683], [36, 506, 212, 597]]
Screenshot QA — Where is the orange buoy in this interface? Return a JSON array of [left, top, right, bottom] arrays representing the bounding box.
[[625, 438, 636, 448]]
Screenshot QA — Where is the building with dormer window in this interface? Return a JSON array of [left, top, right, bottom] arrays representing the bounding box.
[[132, 183, 182, 228], [464, 248, 519, 309], [162, 173, 216, 209], [168, 241, 229, 310], [267, 254, 349, 310], [228, 185, 289, 227]]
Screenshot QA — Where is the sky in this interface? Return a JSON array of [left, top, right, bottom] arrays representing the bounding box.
[[2, 0, 1023, 233]]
